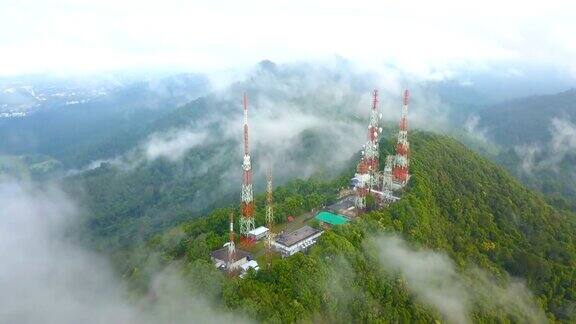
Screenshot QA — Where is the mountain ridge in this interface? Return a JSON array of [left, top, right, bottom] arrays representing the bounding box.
[[125, 132, 576, 323]]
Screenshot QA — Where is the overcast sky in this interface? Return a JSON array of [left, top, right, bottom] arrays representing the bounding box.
[[1, 0, 574, 77]]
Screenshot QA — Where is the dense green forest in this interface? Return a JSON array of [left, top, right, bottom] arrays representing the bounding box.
[[119, 132, 576, 323]]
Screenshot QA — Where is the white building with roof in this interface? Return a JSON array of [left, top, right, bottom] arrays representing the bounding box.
[[248, 226, 269, 241], [273, 225, 323, 257], [210, 246, 251, 271], [239, 260, 260, 278]]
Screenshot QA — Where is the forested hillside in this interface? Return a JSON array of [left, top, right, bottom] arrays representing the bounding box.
[[476, 89, 576, 212], [62, 62, 382, 251], [123, 132, 576, 323]]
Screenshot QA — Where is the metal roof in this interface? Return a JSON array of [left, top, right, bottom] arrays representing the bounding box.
[[326, 196, 356, 212], [275, 225, 322, 247], [210, 247, 251, 262], [248, 226, 269, 236], [240, 260, 259, 271]]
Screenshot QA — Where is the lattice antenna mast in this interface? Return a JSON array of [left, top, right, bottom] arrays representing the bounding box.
[[381, 155, 395, 202], [355, 90, 383, 209], [227, 213, 237, 273], [265, 167, 274, 228], [240, 93, 255, 242], [365, 89, 382, 173], [393, 90, 410, 185], [265, 166, 275, 267]]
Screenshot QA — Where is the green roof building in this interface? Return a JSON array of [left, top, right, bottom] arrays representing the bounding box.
[[315, 211, 349, 226]]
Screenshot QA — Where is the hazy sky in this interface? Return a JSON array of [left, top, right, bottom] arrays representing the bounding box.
[[1, 0, 574, 77]]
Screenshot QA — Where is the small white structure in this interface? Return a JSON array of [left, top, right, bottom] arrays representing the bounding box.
[[273, 226, 323, 257], [248, 226, 269, 241], [239, 260, 260, 278]]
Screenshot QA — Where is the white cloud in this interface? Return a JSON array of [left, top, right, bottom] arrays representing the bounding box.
[[145, 128, 207, 161], [0, 178, 250, 323], [550, 118, 576, 158], [515, 118, 576, 174], [464, 115, 489, 143], [368, 234, 546, 324], [514, 144, 541, 175], [0, 0, 574, 77]]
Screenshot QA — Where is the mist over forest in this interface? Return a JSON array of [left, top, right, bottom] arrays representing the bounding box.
[[1, 0, 576, 323]]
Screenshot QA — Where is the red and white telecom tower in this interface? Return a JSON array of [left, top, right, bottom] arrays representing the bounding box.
[[354, 90, 383, 209], [240, 93, 256, 246], [392, 90, 410, 186], [365, 89, 382, 174]]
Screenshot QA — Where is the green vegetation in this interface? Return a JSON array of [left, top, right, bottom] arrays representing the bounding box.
[[64, 140, 240, 250], [496, 148, 576, 212], [375, 133, 576, 321], [123, 132, 576, 323]]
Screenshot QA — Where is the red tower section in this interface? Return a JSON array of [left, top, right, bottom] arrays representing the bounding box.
[[392, 90, 410, 185], [365, 89, 381, 172]]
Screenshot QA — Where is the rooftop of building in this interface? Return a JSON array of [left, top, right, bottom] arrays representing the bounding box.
[[315, 211, 349, 225], [210, 246, 251, 263], [240, 260, 259, 272], [275, 225, 322, 248], [326, 195, 356, 213], [248, 226, 269, 236]]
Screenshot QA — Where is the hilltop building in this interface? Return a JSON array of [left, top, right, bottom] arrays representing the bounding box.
[[248, 226, 269, 241], [210, 246, 252, 272], [273, 226, 323, 257], [326, 195, 357, 218], [239, 260, 260, 278]]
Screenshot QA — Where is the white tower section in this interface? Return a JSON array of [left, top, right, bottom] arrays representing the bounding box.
[[381, 156, 395, 202], [228, 215, 237, 272], [240, 93, 255, 237]]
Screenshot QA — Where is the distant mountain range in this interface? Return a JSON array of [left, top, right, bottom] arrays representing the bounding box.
[[0, 72, 210, 117], [472, 89, 576, 211], [478, 89, 576, 146], [0, 73, 211, 167]]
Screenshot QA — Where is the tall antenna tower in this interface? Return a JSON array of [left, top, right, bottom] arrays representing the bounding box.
[[227, 213, 237, 274], [240, 93, 256, 246], [392, 90, 410, 186], [354, 90, 383, 209], [264, 166, 275, 267], [365, 89, 382, 174]]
